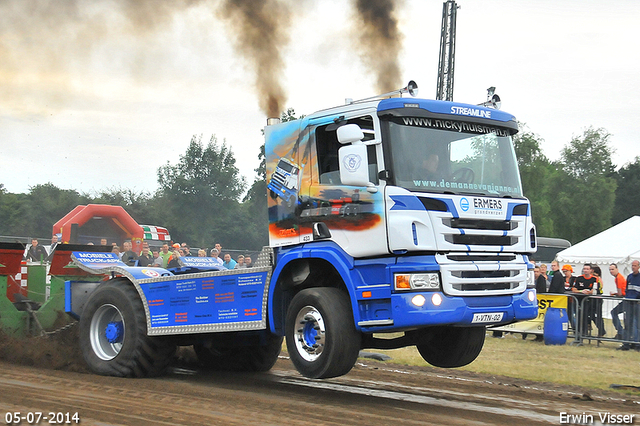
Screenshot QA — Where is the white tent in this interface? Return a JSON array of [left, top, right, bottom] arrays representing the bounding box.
[[556, 216, 640, 294]]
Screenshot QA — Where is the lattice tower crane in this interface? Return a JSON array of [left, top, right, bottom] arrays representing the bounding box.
[[436, 1, 459, 101]]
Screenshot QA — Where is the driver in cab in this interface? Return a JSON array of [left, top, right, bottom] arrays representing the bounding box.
[[420, 153, 440, 181]]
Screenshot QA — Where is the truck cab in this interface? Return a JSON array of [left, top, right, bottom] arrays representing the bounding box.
[[265, 85, 538, 378]]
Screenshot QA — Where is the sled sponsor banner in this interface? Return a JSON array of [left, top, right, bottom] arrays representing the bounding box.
[[71, 251, 169, 280], [179, 256, 222, 270], [143, 271, 269, 328], [72, 252, 123, 268]]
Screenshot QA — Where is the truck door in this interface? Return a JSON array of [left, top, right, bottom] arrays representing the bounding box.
[[305, 115, 387, 257]]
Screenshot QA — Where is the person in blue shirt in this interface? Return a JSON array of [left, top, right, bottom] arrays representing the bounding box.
[[618, 260, 640, 351], [222, 253, 237, 269]]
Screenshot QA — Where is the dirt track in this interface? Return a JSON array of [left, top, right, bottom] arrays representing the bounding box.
[[0, 338, 639, 426], [0, 328, 639, 425]]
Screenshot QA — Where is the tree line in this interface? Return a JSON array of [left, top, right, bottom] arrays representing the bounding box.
[[514, 125, 640, 243], [0, 133, 268, 251], [1, 113, 639, 249]]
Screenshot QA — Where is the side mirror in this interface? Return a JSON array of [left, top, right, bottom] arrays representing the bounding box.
[[337, 124, 364, 145], [339, 143, 370, 187]]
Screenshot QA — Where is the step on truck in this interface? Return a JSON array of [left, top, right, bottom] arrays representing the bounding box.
[[67, 81, 538, 379]]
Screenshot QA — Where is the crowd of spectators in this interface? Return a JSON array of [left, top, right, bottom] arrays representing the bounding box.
[[534, 259, 640, 350], [24, 236, 256, 273], [101, 239, 256, 272]]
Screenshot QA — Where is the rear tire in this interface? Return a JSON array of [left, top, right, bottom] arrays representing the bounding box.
[[415, 326, 485, 368], [79, 278, 176, 377], [194, 333, 283, 372], [285, 287, 361, 379]]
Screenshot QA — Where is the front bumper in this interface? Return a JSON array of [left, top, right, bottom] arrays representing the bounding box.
[[357, 289, 538, 332]]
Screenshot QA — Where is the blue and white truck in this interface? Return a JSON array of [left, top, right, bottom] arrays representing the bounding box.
[[67, 82, 538, 379]]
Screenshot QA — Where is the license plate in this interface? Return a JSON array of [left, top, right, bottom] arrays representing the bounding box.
[[472, 312, 504, 323]]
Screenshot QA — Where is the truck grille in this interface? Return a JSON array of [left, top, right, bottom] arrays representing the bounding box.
[[271, 171, 286, 186], [437, 254, 527, 296], [452, 282, 519, 292], [447, 234, 516, 246], [442, 218, 520, 248], [451, 270, 514, 279], [448, 218, 514, 231], [447, 254, 516, 262]]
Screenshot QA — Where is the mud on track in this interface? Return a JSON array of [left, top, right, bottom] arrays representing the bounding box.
[[0, 330, 638, 425]]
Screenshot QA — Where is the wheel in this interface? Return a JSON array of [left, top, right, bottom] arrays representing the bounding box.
[[194, 333, 283, 372], [269, 189, 278, 200], [451, 167, 475, 183], [285, 287, 361, 379], [79, 278, 176, 377], [415, 326, 485, 368]]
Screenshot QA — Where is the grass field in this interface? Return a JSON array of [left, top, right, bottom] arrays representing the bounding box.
[[364, 331, 640, 392]]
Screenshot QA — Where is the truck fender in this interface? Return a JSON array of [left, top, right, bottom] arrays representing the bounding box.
[[67, 252, 168, 332], [268, 242, 363, 335], [67, 276, 150, 327]]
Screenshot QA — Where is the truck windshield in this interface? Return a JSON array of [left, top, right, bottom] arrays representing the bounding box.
[[278, 159, 298, 174], [382, 117, 523, 197]]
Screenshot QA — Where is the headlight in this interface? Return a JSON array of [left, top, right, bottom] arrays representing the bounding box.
[[526, 270, 535, 289], [395, 273, 440, 291]]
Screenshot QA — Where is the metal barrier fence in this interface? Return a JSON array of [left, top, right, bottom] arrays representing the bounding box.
[[562, 293, 581, 344], [573, 295, 640, 347], [488, 294, 640, 348]]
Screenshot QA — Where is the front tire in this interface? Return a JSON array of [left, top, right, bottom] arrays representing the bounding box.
[[415, 326, 485, 368], [285, 288, 361, 379], [79, 278, 175, 377]]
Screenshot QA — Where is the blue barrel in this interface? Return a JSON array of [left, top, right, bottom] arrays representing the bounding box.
[[544, 307, 568, 345]]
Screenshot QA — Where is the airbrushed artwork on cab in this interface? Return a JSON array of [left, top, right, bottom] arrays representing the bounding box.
[[266, 120, 310, 220], [265, 119, 383, 247]]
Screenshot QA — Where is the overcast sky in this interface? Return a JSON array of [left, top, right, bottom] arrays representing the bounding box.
[[1, 0, 639, 195]]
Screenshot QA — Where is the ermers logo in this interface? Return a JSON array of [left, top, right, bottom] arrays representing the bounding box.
[[473, 198, 502, 210], [460, 197, 470, 212], [451, 106, 491, 118]]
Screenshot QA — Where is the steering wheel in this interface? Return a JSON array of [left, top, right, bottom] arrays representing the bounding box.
[[451, 167, 475, 184]]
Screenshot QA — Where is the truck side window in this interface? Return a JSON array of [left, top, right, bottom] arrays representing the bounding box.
[[367, 144, 379, 185], [316, 124, 341, 184], [317, 116, 376, 185]]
